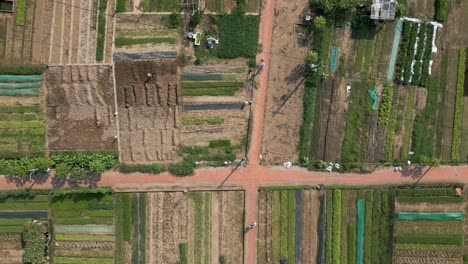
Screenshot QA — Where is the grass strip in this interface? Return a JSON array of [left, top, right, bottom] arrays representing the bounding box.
[[131, 194, 139, 264], [354, 32, 367, 73], [115, 37, 176, 46], [397, 196, 464, 203], [55, 234, 115, 241], [0, 105, 41, 113], [182, 81, 243, 89], [402, 86, 416, 159], [272, 191, 281, 263], [183, 118, 224, 125], [122, 193, 131, 242], [348, 224, 356, 264], [53, 257, 114, 264], [395, 243, 460, 250], [363, 191, 373, 263], [397, 188, 457, 197], [0, 225, 25, 233], [287, 190, 295, 263], [0, 218, 31, 225], [54, 217, 114, 225], [16, 0, 26, 26], [340, 190, 348, 264], [181, 74, 237, 81], [332, 190, 341, 264], [325, 191, 333, 264], [280, 190, 288, 260], [451, 49, 466, 162], [0, 202, 48, 210], [195, 193, 203, 264], [116, 0, 126, 12], [0, 120, 43, 129], [0, 66, 45, 75], [115, 194, 125, 264], [179, 243, 187, 264], [139, 193, 146, 263], [181, 88, 239, 96], [395, 235, 463, 244], [204, 193, 210, 264], [95, 0, 107, 62], [363, 29, 376, 77]]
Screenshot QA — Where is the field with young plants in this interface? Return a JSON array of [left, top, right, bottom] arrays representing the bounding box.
[[52, 193, 116, 264], [0, 104, 45, 159], [256, 188, 321, 264], [0, 190, 49, 264], [393, 187, 465, 264]]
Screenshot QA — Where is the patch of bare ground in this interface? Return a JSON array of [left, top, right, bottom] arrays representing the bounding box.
[[303, 190, 320, 263], [261, 0, 310, 164], [219, 191, 244, 263], [395, 202, 465, 212], [45, 66, 117, 151], [406, 0, 435, 18], [0, 249, 23, 264], [115, 60, 181, 163]]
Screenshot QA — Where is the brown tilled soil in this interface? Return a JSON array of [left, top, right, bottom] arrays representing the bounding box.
[[316, 77, 349, 162], [393, 256, 462, 264], [115, 60, 181, 163], [406, 0, 435, 17], [0, 234, 23, 264], [0, 249, 23, 264], [260, 0, 310, 164], [219, 191, 244, 263], [45, 66, 117, 151]]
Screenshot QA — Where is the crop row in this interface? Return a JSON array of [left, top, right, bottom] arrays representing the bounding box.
[[397, 188, 457, 197], [54, 249, 115, 258], [55, 234, 114, 241], [16, 0, 26, 26], [181, 74, 237, 81], [395, 220, 463, 229], [181, 87, 239, 96], [397, 196, 464, 203], [451, 49, 466, 162], [54, 217, 113, 225], [54, 257, 114, 264], [95, 0, 107, 62], [53, 209, 114, 218], [325, 192, 333, 264], [0, 66, 45, 75], [217, 13, 259, 59], [182, 81, 243, 89], [183, 118, 224, 125], [204, 193, 210, 264], [395, 235, 463, 245], [384, 99, 397, 162], [280, 191, 288, 259], [114, 37, 176, 46], [395, 225, 462, 236], [395, 22, 433, 87], [332, 190, 341, 264], [194, 193, 203, 264], [378, 84, 394, 126]]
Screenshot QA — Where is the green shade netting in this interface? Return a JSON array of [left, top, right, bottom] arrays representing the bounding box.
[[0, 75, 42, 82], [356, 199, 364, 264], [329, 47, 338, 73], [0, 89, 39, 96], [397, 212, 464, 220], [368, 88, 378, 110], [387, 19, 403, 82], [0, 82, 41, 89]]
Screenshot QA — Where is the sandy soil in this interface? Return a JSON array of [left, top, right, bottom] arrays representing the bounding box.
[[45, 66, 117, 151], [260, 0, 310, 164], [115, 60, 181, 163]]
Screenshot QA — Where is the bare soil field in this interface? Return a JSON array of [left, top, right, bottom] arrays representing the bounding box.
[[181, 66, 249, 147], [45, 65, 117, 151], [261, 0, 310, 164], [145, 191, 244, 264], [0, 0, 35, 65], [38, 0, 115, 65], [115, 60, 181, 163], [257, 189, 320, 264], [406, 0, 435, 18], [0, 234, 23, 264]]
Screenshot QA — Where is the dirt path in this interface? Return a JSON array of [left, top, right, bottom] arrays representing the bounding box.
[[248, 0, 276, 164]]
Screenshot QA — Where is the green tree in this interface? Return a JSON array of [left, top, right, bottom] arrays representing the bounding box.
[[313, 16, 327, 31], [306, 51, 319, 64], [89, 160, 106, 175], [55, 163, 69, 178]]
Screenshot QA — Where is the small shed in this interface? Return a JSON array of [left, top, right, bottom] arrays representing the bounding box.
[[370, 0, 396, 20]]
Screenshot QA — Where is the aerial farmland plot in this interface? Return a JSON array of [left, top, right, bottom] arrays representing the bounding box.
[[114, 191, 244, 264]]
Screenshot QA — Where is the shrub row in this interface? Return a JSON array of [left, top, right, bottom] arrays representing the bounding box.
[[95, 0, 107, 62], [397, 188, 456, 197], [410, 24, 427, 85], [52, 188, 112, 197], [434, 0, 448, 22], [332, 190, 341, 264], [118, 163, 164, 174], [378, 84, 394, 126], [419, 24, 434, 87], [403, 24, 419, 84], [52, 153, 117, 180], [451, 49, 466, 162], [396, 21, 412, 82], [395, 235, 463, 244], [0, 157, 52, 178], [22, 221, 47, 264], [114, 37, 176, 46]]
